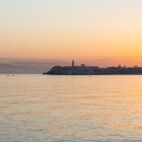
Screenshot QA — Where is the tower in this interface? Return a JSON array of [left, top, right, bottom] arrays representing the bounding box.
[[72, 60, 75, 67]]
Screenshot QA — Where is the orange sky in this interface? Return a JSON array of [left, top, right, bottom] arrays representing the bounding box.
[[1, 0, 142, 66]]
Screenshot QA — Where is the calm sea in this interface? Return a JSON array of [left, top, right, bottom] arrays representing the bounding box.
[[0, 75, 142, 142]]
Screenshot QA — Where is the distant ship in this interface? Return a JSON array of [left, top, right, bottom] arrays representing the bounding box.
[[7, 74, 15, 76], [43, 60, 142, 75]]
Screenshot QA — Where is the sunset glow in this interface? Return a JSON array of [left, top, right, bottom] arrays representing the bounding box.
[[1, 0, 142, 66]]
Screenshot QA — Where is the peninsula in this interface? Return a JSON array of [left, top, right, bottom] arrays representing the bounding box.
[[43, 60, 142, 75]]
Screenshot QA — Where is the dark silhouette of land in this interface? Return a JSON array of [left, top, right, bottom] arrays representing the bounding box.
[[43, 60, 142, 75]]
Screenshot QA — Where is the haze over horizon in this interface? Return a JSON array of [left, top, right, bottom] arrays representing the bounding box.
[[1, 0, 142, 73]]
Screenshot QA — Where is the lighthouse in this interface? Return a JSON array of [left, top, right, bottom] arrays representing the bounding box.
[[72, 60, 75, 67]]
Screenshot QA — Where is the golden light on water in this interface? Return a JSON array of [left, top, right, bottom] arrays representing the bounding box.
[[0, 75, 142, 141]]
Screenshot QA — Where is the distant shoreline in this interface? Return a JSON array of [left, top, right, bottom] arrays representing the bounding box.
[[43, 64, 142, 75], [44, 74, 142, 75]]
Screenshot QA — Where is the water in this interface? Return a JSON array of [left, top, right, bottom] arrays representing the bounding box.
[[0, 75, 142, 142]]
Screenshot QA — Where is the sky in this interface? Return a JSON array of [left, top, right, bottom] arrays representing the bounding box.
[[0, 0, 142, 73]]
